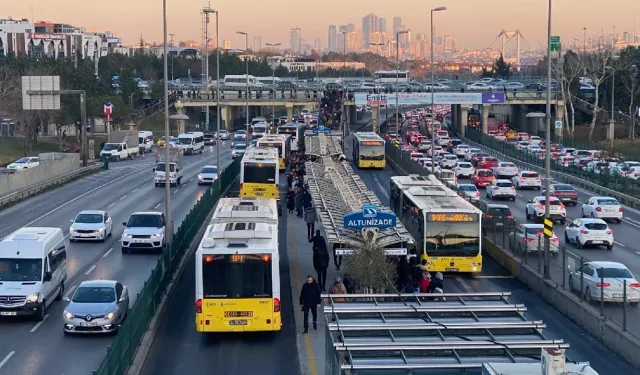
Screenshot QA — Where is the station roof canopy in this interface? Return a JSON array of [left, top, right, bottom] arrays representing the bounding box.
[[322, 292, 571, 375], [305, 132, 344, 157]]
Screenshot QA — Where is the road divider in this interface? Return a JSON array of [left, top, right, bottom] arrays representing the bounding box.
[[91, 158, 240, 375]]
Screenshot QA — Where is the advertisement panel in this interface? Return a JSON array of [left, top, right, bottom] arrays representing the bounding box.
[[355, 93, 495, 106], [482, 93, 506, 104], [28, 33, 65, 40]]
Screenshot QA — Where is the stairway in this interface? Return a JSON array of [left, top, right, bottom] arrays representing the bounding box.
[[114, 93, 178, 126], [569, 93, 633, 128]]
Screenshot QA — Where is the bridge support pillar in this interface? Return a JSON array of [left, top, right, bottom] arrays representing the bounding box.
[[460, 105, 468, 137], [286, 104, 294, 122], [451, 104, 458, 133], [220, 106, 232, 130], [176, 104, 187, 134], [555, 103, 565, 139], [481, 105, 490, 134]]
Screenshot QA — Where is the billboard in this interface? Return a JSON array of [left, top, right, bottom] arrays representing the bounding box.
[[354, 92, 506, 106], [28, 33, 65, 40]]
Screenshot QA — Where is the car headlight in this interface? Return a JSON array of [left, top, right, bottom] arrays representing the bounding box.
[[105, 311, 117, 320], [123, 233, 133, 239], [27, 293, 40, 303], [70, 227, 76, 233], [198, 175, 203, 180], [98, 227, 105, 232], [151, 233, 162, 238], [64, 310, 74, 320]]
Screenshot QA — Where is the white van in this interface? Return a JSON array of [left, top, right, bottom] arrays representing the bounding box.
[[0, 227, 67, 321], [176, 131, 205, 155], [138, 131, 154, 153]]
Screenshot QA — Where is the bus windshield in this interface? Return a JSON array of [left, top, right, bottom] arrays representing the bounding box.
[[178, 137, 193, 145], [359, 143, 385, 160], [425, 221, 480, 256], [201, 254, 272, 298], [243, 162, 277, 184]]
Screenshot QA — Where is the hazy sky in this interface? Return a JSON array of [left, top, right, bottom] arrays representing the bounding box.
[[4, 0, 639, 49]]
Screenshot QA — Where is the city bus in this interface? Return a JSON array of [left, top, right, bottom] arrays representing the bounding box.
[[375, 70, 410, 84], [256, 134, 291, 171], [278, 123, 306, 152], [240, 147, 279, 198], [195, 198, 281, 332], [352, 132, 386, 169], [390, 176, 483, 273]]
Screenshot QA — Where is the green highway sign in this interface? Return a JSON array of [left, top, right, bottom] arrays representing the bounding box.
[[550, 36, 561, 52]]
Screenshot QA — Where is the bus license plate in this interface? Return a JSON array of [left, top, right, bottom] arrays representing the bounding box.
[[445, 268, 459, 272], [229, 320, 247, 326]]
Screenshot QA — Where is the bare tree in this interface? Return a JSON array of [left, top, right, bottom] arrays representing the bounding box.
[[344, 240, 396, 293], [555, 53, 583, 138], [620, 63, 640, 139], [578, 46, 618, 141]]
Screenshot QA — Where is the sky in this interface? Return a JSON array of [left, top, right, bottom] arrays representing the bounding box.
[[3, 0, 639, 50]]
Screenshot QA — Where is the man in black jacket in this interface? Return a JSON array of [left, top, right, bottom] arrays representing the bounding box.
[[309, 230, 330, 290], [299, 275, 322, 334]]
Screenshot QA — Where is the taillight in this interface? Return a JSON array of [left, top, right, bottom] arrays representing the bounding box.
[[552, 192, 559, 196], [596, 207, 602, 212], [493, 186, 500, 190], [596, 282, 611, 287], [274, 298, 281, 313], [475, 192, 480, 197], [605, 230, 613, 235], [551, 237, 559, 243], [524, 237, 535, 242], [486, 214, 493, 218], [630, 283, 640, 288], [507, 215, 514, 219], [580, 229, 589, 234], [619, 207, 624, 212], [537, 204, 544, 209], [196, 299, 203, 314]]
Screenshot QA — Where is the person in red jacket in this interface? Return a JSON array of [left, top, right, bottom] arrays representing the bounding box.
[[419, 272, 431, 293]]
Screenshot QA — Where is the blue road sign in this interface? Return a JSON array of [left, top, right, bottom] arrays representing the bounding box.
[[344, 205, 397, 231], [312, 125, 331, 134]]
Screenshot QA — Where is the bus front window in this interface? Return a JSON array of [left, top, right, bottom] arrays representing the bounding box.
[[243, 163, 277, 183], [201, 255, 272, 298], [359, 144, 385, 160], [425, 222, 480, 256]]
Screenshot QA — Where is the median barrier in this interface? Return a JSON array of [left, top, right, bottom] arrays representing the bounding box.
[[92, 158, 241, 375]]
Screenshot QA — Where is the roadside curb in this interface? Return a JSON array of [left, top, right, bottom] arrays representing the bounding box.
[[126, 177, 239, 375]]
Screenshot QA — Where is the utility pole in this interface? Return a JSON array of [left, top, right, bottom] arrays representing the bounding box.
[[543, 0, 553, 279], [162, 0, 172, 244], [266, 43, 281, 122], [169, 33, 175, 81], [431, 7, 447, 175], [237, 31, 250, 138]]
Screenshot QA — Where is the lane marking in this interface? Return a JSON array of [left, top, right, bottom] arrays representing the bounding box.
[[614, 241, 627, 247], [107, 203, 115, 208], [120, 195, 128, 200], [30, 314, 50, 333], [85, 265, 96, 275], [173, 189, 180, 193], [189, 178, 194, 182], [0, 351, 15, 369], [154, 203, 162, 209], [636, 252, 640, 256], [64, 285, 77, 299], [102, 248, 114, 258], [131, 188, 138, 193]]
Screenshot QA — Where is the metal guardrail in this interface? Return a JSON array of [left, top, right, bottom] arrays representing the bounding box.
[[0, 163, 102, 209]]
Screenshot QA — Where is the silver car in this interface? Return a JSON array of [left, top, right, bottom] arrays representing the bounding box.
[[197, 165, 218, 185], [63, 280, 129, 335]]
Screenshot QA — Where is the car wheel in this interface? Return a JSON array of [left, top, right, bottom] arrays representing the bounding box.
[[631, 302, 639, 307], [109, 228, 113, 237], [34, 303, 45, 322], [510, 196, 516, 201], [591, 213, 595, 219], [575, 237, 583, 249], [617, 219, 622, 224], [606, 243, 613, 251], [564, 232, 570, 243], [526, 210, 532, 220], [536, 186, 541, 190], [560, 219, 566, 225], [569, 276, 575, 293], [581, 209, 586, 218], [121, 247, 129, 254], [585, 287, 593, 304]]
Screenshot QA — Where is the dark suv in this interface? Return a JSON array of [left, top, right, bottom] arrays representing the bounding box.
[[481, 203, 516, 234]]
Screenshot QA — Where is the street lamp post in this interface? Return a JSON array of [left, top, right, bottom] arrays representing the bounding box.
[[201, 8, 220, 188], [395, 30, 408, 140], [430, 6, 447, 176], [543, 0, 553, 278], [340, 31, 348, 79], [162, 0, 172, 243], [583, 27, 587, 54], [607, 66, 616, 148], [237, 31, 250, 138], [266, 43, 281, 123], [371, 42, 385, 133]]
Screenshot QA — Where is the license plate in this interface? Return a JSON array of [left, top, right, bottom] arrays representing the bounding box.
[[445, 268, 459, 272], [80, 322, 98, 327], [135, 240, 146, 243], [81, 234, 91, 237], [0, 312, 17, 316], [591, 241, 603, 244], [613, 294, 623, 298], [229, 320, 247, 326]]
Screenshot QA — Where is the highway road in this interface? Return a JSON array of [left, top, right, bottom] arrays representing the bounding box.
[[345, 128, 640, 374], [0, 142, 233, 375]]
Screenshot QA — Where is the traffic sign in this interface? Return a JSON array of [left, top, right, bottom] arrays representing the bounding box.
[[312, 125, 331, 134], [550, 36, 561, 52], [362, 204, 377, 218], [543, 218, 554, 238], [555, 120, 562, 129], [343, 205, 397, 231]]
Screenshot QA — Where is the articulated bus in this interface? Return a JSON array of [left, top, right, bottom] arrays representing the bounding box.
[[240, 147, 280, 198], [278, 123, 306, 152], [390, 175, 483, 273], [195, 197, 281, 332], [352, 132, 386, 169], [256, 134, 291, 171]]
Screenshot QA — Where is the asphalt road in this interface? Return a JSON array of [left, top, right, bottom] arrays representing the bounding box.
[[0, 142, 234, 375], [346, 127, 640, 374]]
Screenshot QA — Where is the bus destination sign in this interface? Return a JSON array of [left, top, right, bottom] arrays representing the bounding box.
[[428, 213, 477, 222], [361, 141, 384, 146]]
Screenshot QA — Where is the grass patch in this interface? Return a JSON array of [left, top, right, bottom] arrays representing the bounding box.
[[0, 135, 109, 167]]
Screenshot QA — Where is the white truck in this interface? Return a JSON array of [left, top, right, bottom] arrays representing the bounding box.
[[154, 148, 184, 187], [100, 131, 139, 161]]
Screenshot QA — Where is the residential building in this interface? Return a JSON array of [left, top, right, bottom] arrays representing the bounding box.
[[362, 13, 378, 48], [378, 18, 387, 35], [290, 27, 301, 53], [328, 25, 337, 52], [393, 17, 402, 32], [253, 36, 261, 51]]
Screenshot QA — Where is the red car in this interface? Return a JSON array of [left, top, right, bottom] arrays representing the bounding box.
[[471, 153, 490, 166], [477, 157, 500, 169], [473, 169, 495, 188]]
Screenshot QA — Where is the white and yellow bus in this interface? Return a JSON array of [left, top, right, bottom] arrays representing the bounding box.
[[352, 131, 386, 169], [195, 198, 281, 332], [256, 134, 291, 171], [278, 123, 306, 152], [240, 147, 279, 198]]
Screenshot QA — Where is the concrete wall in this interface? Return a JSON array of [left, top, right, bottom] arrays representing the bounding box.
[[0, 153, 80, 196]]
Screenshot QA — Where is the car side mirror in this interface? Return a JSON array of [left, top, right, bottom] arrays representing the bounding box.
[[69, 220, 74, 224], [152, 167, 155, 172], [527, 200, 532, 203], [63, 296, 70, 302], [43, 272, 52, 282], [122, 222, 127, 226]]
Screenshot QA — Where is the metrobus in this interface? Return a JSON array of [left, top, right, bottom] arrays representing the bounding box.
[[375, 70, 409, 84], [256, 134, 291, 171], [240, 147, 279, 198], [278, 123, 306, 152], [352, 132, 386, 169], [390, 175, 483, 273], [195, 204, 281, 332]]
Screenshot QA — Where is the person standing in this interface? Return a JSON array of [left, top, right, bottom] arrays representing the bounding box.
[[309, 230, 330, 291], [303, 205, 317, 239], [329, 277, 348, 302], [286, 188, 295, 214], [299, 275, 322, 334], [295, 188, 304, 217]]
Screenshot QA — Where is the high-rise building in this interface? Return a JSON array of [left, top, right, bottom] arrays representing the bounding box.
[[362, 13, 378, 47], [314, 38, 321, 51], [253, 36, 262, 51], [393, 17, 402, 32], [378, 17, 387, 34], [339, 25, 348, 33], [328, 25, 337, 51], [623, 31, 630, 43], [346, 24, 356, 33], [223, 40, 231, 49], [290, 27, 302, 53]]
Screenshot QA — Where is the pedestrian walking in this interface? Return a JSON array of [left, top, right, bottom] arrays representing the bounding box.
[[309, 230, 330, 291], [303, 205, 317, 239], [299, 275, 322, 334], [295, 188, 304, 217], [286, 189, 295, 214]]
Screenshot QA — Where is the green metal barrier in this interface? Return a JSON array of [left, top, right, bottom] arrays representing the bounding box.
[[92, 158, 240, 375]]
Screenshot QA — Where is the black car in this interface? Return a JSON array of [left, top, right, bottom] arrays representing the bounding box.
[[481, 203, 516, 233], [543, 184, 578, 206], [203, 133, 216, 145]]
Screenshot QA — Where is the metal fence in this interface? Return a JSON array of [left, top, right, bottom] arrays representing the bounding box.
[[91, 158, 241, 375], [385, 145, 640, 340]]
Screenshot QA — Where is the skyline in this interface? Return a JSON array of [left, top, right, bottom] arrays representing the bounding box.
[[3, 0, 639, 50]]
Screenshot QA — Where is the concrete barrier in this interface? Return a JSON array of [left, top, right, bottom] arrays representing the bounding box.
[[0, 153, 81, 195]]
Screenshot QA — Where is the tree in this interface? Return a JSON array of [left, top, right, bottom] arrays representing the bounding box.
[[492, 54, 512, 79], [555, 51, 583, 138], [344, 239, 396, 293], [618, 47, 640, 139]]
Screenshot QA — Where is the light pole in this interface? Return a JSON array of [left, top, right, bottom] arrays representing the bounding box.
[[237, 31, 250, 138], [430, 6, 447, 175], [340, 31, 348, 79], [543, 0, 553, 279], [395, 30, 408, 139], [162, 0, 172, 243], [169, 33, 175, 81], [583, 27, 587, 54], [201, 7, 220, 188], [266, 42, 281, 123], [371, 42, 385, 133], [607, 66, 616, 148]]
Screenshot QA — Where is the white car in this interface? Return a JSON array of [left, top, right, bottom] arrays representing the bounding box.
[[453, 144, 470, 157], [454, 162, 475, 178], [417, 140, 432, 152], [581, 196, 623, 223], [529, 136, 543, 145], [7, 156, 40, 172], [217, 130, 230, 140], [509, 224, 560, 255], [69, 210, 113, 242], [457, 183, 480, 202], [564, 218, 614, 250], [568, 261, 640, 304], [232, 144, 247, 159], [492, 162, 518, 178], [439, 154, 458, 169], [197, 165, 218, 185], [121, 211, 166, 254], [526, 144, 542, 153], [465, 148, 482, 162], [526, 196, 567, 224], [486, 179, 516, 201], [512, 171, 541, 190], [422, 160, 441, 174], [466, 82, 496, 91], [410, 152, 425, 161], [515, 141, 530, 151], [426, 146, 443, 157], [436, 136, 451, 146]]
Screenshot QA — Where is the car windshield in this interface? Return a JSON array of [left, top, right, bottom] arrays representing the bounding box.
[[501, 163, 515, 167], [458, 163, 472, 168], [103, 144, 119, 151], [522, 172, 538, 178], [235, 145, 246, 151], [596, 268, 633, 279], [0, 258, 43, 282], [488, 207, 511, 215], [475, 154, 488, 158], [597, 199, 619, 206], [496, 182, 513, 187], [459, 185, 477, 192], [525, 227, 544, 236], [584, 222, 608, 230], [72, 286, 116, 303], [237, 130, 246, 134], [536, 199, 562, 206], [14, 158, 29, 163], [75, 213, 103, 224], [127, 214, 162, 228], [201, 167, 217, 174], [478, 170, 493, 177], [554, 185, 574, 191], [177, 137, 193, 145]]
